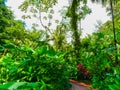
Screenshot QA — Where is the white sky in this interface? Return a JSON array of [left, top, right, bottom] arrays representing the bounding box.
[[6, 0, 110, 37]]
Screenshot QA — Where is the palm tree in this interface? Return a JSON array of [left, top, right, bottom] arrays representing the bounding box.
[[91, 0, 118, 64]]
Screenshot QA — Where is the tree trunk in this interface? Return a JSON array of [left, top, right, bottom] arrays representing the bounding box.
[[70, 0, 81, 60]]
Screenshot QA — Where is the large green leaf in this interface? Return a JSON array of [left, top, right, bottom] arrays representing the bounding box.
[[0, 82, 26, 90], [0, 82, 44, 90], [8, 82, 26, 90]]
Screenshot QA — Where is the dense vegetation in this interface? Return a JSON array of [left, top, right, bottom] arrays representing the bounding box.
[[0, 0, 120, 90]]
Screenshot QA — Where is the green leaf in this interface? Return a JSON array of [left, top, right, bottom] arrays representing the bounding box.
[[26, 82, 40, 88], [0, 46, 4, 51], [40, 45, 47, 55], [0, 82, 26, 90], [47, 48, 56, 56], [18, 82, 41, 89], [4, 43, 16, 49], [8, 82, 27, 90], [40, 80, 46, 90], [0, 82, 14, 90]]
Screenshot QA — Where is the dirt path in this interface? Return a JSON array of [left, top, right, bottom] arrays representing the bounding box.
[[71, 82, 88, 90]]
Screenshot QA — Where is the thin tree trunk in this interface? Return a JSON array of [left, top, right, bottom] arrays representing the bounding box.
[[110, 0, 118, 64]]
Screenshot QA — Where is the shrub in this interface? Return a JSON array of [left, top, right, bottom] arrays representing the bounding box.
[[0, 44, 71, 90]]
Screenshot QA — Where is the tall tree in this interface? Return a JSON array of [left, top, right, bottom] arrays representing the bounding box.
[[0, 0, 14, 45], [91, 0, 118, 64], [0, 0, 14, 33], [70, 0, 81, 60], [69, 0, 91, 62]]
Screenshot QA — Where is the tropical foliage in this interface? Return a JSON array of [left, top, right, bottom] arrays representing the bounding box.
[[0, 0, 120, 90]]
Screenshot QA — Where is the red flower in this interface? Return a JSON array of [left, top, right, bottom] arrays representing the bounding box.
[[83, 69, 89, 78], [77, 63, 89, 79], [77, 64, 84, 71]]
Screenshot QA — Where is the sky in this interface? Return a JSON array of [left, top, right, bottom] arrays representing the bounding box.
[[6, 0, 110, 37]]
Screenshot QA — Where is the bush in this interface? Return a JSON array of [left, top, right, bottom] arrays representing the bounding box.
[[80, 33, 120, 89], [0, 44, 71, 90]]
